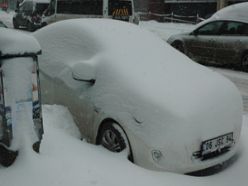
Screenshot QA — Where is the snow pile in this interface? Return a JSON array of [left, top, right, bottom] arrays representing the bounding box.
[[0, 28, 41, 56]]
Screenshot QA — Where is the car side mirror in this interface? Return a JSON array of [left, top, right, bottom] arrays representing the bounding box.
[[72, 63, 96, 84]]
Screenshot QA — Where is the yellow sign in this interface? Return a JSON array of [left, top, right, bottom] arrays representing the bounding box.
[[112, 8, 129, 17]]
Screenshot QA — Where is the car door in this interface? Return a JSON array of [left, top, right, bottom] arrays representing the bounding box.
[[214, 21, 247, 65], [184, 21, 223, 64], [53, 67, 96, 140]]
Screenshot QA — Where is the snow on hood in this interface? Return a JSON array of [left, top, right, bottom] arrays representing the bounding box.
[[34, 19, 242, 141], [0, 28, 41, 57]]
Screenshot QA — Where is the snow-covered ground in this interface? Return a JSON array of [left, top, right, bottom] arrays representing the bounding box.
[[0, 11, 248, 186], [0, 105, 247, 186]]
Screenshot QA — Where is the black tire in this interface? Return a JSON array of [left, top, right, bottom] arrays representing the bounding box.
[[98, 122, 127, 153], [171, 41, 185, 53], [27, 21, 35, 32], [41, 22, 47, 28], [13, 19, 19, 29], [0, 145, 18, 167], [241, 53, 248, 72]]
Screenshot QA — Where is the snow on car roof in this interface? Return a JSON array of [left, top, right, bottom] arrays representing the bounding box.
[[34, 18, 240, 119], [211, 2, 248, 23], [0, 28, 41, 57]]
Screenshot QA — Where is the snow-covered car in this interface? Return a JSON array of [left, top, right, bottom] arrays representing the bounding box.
[[167, 2, 248, 72], [34, 19, 243, 174], [13, 0, 49, 31]]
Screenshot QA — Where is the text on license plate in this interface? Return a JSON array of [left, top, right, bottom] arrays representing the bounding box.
[[202, 133, 233, 155]]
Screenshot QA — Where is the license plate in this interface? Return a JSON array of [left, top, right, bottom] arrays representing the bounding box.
[[201, 133, 234, 156]]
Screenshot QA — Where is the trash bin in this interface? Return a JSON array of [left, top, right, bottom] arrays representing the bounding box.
[[0, 28, 43, 166]]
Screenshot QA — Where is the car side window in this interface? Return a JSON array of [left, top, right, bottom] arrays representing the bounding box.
[[197, 21, 223, 36], [236, 23, 248, 36], [220, 21, 248, 36]]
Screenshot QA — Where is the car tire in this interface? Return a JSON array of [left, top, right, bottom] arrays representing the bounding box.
[[27, 22, 35, 32], [241, 53, 248, 72], [97, 121, 133, 161], [0, 145, 18, 167], [41, 22, 47, 28], [171, 41, 185, 53], [13, 19, 19, 29], [99, 122, 127, 153]]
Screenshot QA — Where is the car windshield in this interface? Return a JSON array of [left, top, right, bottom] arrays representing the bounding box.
[[19, 1, 33, 12], [108, 0, 132, 16], [35, 3, 49, 15]]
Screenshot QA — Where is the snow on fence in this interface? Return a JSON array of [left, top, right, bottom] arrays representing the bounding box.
[[138, 11, 205, 24]]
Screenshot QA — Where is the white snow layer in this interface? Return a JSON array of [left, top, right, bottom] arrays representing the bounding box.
[[0, 28, 41, 56], [210, 2, 248, 23], [0, 105, 247, 186]]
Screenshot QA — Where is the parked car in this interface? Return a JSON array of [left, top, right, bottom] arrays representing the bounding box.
[[34, 19, 242, 174], [13, 0, 49, 31], [41, 0, 139, 26], [167, 2, 248, 72]]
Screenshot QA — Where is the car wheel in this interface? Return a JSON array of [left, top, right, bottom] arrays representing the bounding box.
[[0, 145, 18, 167], [241, 53, 248, 72], [171, 41, 185, 53], [13, 19, 19, 29], [99, 122, 127, 153], [27, 22, 35, 32], [41, 22, 47, 28]]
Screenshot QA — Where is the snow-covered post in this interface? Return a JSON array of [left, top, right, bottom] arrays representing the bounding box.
[[0, 29, 43, 167]]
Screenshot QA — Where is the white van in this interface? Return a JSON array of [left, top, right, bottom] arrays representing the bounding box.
[[41, 0, 139, 25]]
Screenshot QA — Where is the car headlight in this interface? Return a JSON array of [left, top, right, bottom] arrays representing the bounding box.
[[151, 150, 163, 162]]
